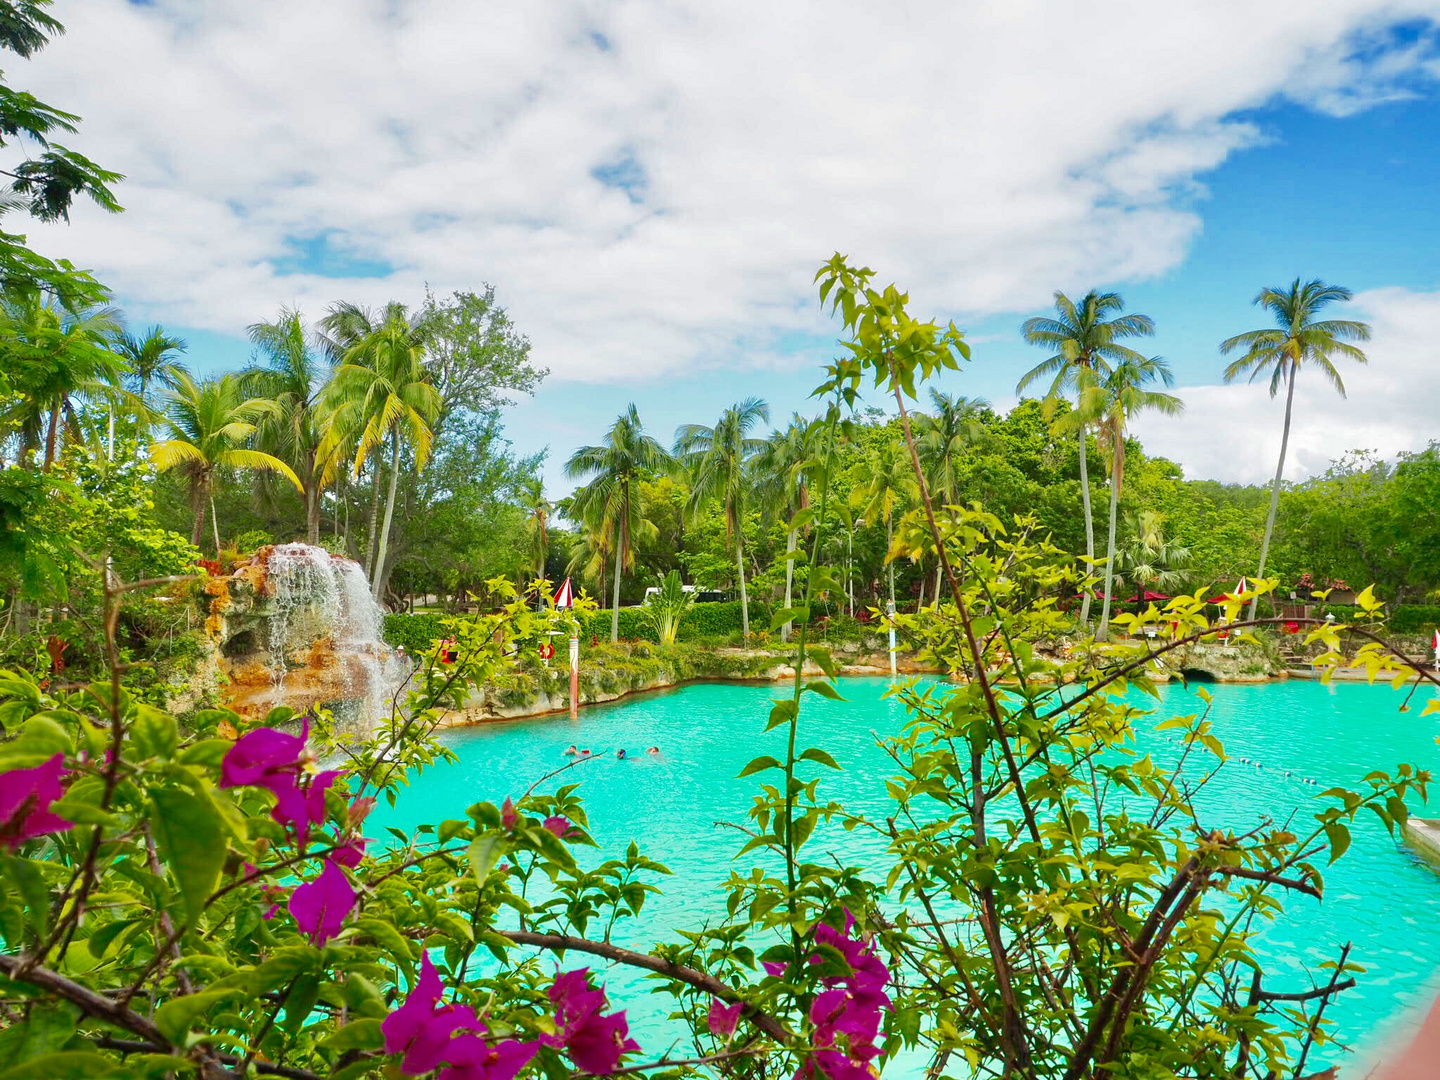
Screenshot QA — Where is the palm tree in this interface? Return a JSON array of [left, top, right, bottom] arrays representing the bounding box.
[[1019, 291, 1155, 625], [917, 389, 990, 605], [1221, 279, 1371, 621], [1059, 357, 1183, 640], [320, 307, 440, 599], [0, 296, 124, 470], [752, 414, 817, 642], [566, 405, 673, 642], [1114, 511, 1193, 597], [115, 325, 188, 410], [151, 373, 302, 550], [522, 476, 552, 604], [675, 398, 769, 643], [243, 308, 330, 545], [850, 437, 919, 613]]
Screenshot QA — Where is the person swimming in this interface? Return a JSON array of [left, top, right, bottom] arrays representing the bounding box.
[[616, 748, 627, 760], [646, 746, 660, 756], [563, 745, 579, 756]]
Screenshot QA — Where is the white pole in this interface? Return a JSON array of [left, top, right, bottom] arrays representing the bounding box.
[[569, 631, 580, 720], [887, 598, 897, 678]]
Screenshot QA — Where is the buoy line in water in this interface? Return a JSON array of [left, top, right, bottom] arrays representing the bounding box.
[[1234, 755, 1322, 786]]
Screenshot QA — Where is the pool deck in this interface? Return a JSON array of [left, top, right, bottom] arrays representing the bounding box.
[[1402, 817, 1440, 868]]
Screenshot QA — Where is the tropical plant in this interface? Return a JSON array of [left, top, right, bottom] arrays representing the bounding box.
[[753, 414, 818, 641], [0, 295, 124, 469], [1221, 279, 1371, 621], [916, 389, 990, 604], [642, 568, 695, 644], [1114, 509, 1194, 596], [114, 324, 188, 411], [1060, 356, 1183, 639], [243, 308, 330, 545], [320, 305, 440, 599], [521, 476, 551, 602], [151, 372, 302, 550], [675, 397, 769, 642], [1019, 290, 1155, 625], [565, 404, 672, 642], [850, 437, 918, 613]]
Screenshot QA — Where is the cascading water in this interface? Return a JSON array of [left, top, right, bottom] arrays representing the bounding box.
[[212, 543, 408, 731]]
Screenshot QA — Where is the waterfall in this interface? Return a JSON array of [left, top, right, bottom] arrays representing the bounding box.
[[216, 543, 408, 731]]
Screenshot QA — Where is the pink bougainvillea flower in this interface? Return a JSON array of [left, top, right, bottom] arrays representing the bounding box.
[[707, 998, 743, 1040], [331, 834, 370, 868], [500, 797, 517, 830], [0, 754, 72, 849], [542, 816, 569, 838], [382, 953, 483, 1075], [543, 968, 639, 1075], [438, 1032, 539, 1080], [268, 768, 343, 847], [219, 723, 308, 789], [349, 795, 377, 827], [762, 960, 788, 978], [242, 862, 292, 918], [288, 859, 355, 945], [796, 912, 893, 1080]]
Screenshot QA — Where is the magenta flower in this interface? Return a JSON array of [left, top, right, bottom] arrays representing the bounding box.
[[382, 953, 483, 1075], [438, 1033, 539, 1080], [268, 768, 342, 847], [242, 862, 292, 919], [0, 754, 72, 849], [762, 960, 788, 978], [331, 834, 370, 868], [797, 913, 892, 1079], [501, 797, 517, 830], [288, 859, 355, 945], [542, 816, 569, 838], [543, 969, 639, 1075], [219, 724, 308, 788], [707, 998, 743, 1040]]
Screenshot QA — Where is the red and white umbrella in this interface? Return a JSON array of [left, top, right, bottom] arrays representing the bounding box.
[[1432, 629, 1439, 656], [553, 577, 574, 610]]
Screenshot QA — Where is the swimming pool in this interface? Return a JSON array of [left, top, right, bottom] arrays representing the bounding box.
[[369, 676, 1440, 1070]]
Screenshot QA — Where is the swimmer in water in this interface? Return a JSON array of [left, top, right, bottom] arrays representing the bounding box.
[[616, 748, 627, 760], [646, 746, 660, 756], [580, 748, 592, 756], [563, 745, 579, 756]]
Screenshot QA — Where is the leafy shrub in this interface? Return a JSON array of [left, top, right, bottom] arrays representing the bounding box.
[[1389, 605, 1440, 635], [382, 611, 447, 652]]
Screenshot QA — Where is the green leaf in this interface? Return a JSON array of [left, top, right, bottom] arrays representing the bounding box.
[[0, 1004, 77, 1069], [799, 747, 841, 770], [0, 853, 48, 937], [805, 680, 843, 701], [150, 785, 228, 927], [469, 834, 500, 887], [154, 989, 239, 1045], [178, 739, 233, 767], [132, 704, 178, 759], [353, 918, 416, 970], [319, 1018, 385, 1052], [1324, 821, 1351, 863], [281, 971, 321, 1035], [738, 755, 783, 778], [0, 1052, 117, 1080]]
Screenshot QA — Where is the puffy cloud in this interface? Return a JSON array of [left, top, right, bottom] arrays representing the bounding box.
[[1131, 286, 1440, 483], [17, 0, 1440, 385]]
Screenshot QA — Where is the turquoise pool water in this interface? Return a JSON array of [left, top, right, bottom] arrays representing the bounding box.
[[370, 677, 1440, 1070]]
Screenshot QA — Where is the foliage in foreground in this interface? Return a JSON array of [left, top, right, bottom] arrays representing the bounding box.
[[0, 261, 1435, 1080]]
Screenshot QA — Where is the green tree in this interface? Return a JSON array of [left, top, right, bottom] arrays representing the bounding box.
[[150, 372, 302, 550], [753, 413, 818, 641], [1062, 356, 1183, 639], [675, 397, 769, 642], [0, 295, 123, 470], [320, 306, 440, 599], [114, 325, 188, 411], [1019, 290, 1154, 625], [1114, 509, 1193, 596], [850, 436, 918, 613], [1221, 278, 1371, 620], [242, 308, 330, 545], [522, 475, 551, 595], [566, 404, 672, 642], [916, 389, 990, 605]]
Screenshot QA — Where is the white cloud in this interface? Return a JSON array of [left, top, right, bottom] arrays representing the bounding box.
[[17, 0, 1440, 386], [1131, 286, 1440, 483]]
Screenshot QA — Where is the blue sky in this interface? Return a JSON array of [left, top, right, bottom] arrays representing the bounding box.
[[24, 1, 1440, 492]]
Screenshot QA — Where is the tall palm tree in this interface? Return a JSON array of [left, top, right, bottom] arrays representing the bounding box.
[[320, 307, 440, 599], [1019, 290, 1155, 625], [0, 296, 124, 470], [752, 414, 818, 642], [243, 308, 330, 545], [851, 437, 919, 612], [522, 476, 552, 603], [1060, 357, 1183, 640], [1221, 279, 1371, 621], [1114, 511, 1193, 597], [916, 389, 990, 605], [151, 373, 302, 551], [675, 398, 769, 643], [115, 325, 188, 411], [566, 405, 672, 642]]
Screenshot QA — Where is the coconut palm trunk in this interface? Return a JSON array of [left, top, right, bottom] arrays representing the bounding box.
[[1078, 429, 1095, 626], [933, 562, 942, 609], [210, 494, 222, 554], [306, 479, 321, 546], [610, 533, 623, 643], [372, 433, 403, 601], [42, 402, 62, 471], [190, 480, 207, 548], [1249, 364, 1296, 623], [736, 538, 750, 642], [1098, 466, 1120, 640], [363, 459, 383, 579], [781, 526, 797, 642]]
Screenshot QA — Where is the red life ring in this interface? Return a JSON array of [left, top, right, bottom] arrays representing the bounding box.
[[539, 642, 555, 661]]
